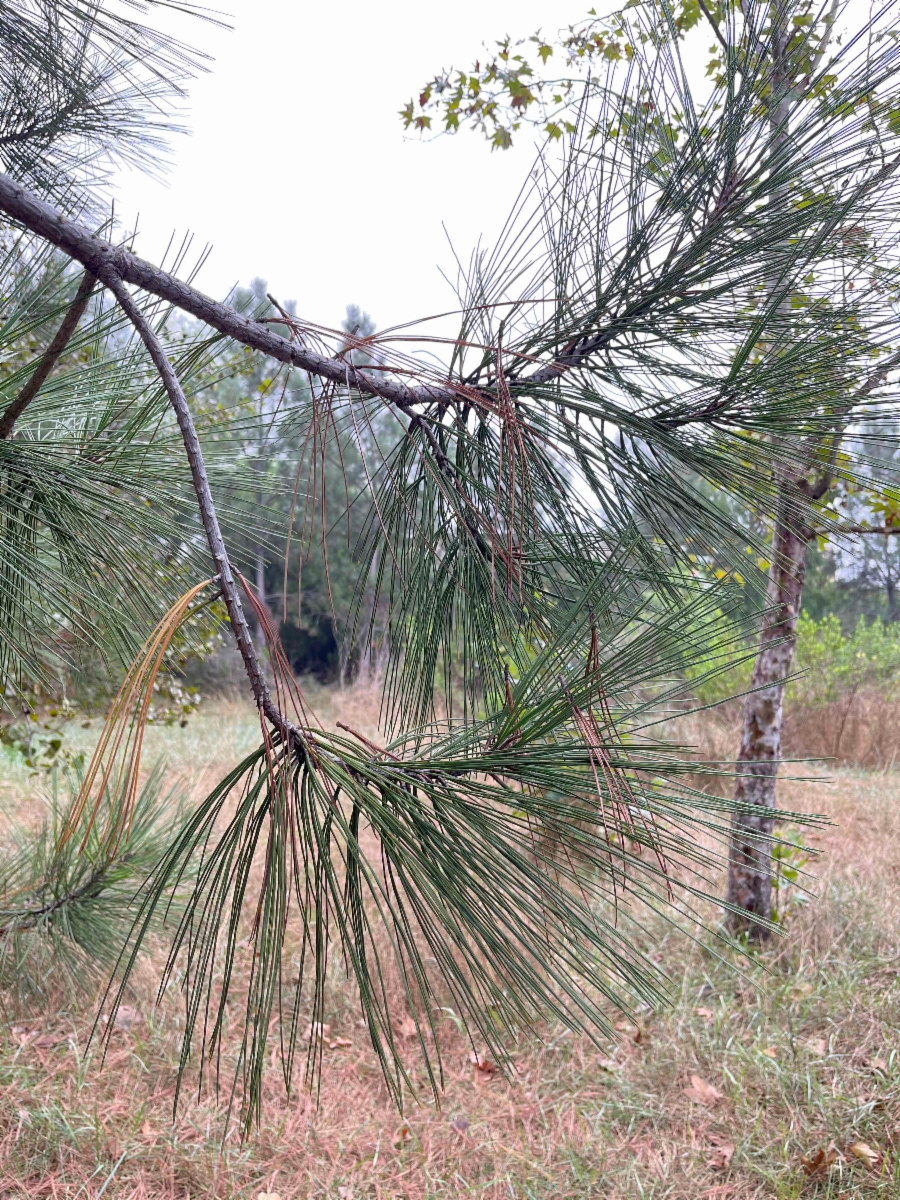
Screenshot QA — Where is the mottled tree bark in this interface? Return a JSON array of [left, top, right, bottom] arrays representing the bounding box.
[[728, 487, 809, 936]]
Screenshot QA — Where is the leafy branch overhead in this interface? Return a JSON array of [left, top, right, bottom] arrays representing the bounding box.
[[402, 0, 849, 148], [1, 0, 900, 1132]]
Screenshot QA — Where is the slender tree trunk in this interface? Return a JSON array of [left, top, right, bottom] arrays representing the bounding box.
[[728, 488, 809, 936], [727, 3, 797, 936], [885, 544, 898, 621]]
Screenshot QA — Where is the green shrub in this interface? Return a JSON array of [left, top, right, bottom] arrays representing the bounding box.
[[687, 611, 900, 711]]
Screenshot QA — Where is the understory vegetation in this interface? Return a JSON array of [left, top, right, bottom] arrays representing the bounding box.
[[690, 610, 900, 769], [0, 695, 896, 1199]]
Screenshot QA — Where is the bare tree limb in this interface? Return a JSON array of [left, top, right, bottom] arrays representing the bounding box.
[[0, 269, 96, 438], [698, 0, 728, 52]]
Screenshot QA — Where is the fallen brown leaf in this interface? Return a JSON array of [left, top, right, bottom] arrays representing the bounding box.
[[849, 1141, 881, 1169], [801, 1144, 836, 1177], [470, 1050, 496, 1082], [597, 1056, 623, 1071], [683, 1075, 723, 1106], [705, 1135, 734, 1170], [760, 1045, 778, 1059], [113, 1005, 140, 1032], [804, 1037, 827, 1056], [31, 1033, 60, 1050], [696, 1006, 714, 1020]]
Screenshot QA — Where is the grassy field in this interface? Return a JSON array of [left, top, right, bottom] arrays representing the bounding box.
[[0, 692, 898, 1199]]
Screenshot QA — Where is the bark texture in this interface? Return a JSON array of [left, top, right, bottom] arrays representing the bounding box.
[[728, 491, 808, 936]]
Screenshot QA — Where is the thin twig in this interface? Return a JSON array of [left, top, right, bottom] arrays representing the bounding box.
[[0, 269, 96, 438], [0, 861, 111, 937], [697, 0, 728, 52]]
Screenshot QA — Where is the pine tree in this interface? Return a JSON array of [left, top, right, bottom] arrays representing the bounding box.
[[0, 0, 899, 1127], [404, 0, 900, 936]]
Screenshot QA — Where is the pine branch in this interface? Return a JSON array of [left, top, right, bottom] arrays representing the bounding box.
[[0, 172, 454, 412], [101, 270, 290, 735], [0, 268, 96, 438], [0, 859, 111, 936], [825, 525, 900, 536]]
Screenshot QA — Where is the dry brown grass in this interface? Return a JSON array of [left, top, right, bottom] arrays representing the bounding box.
[[678, 688, 900, 776], [783, 689, 900, 770], [0, 694, 898, 1198]]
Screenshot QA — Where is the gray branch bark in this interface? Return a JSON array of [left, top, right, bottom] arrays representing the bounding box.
[[102, 271, 293, 737]]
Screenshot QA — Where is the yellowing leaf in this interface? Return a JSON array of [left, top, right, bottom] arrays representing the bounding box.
[[849, 1141, 880, 1168]]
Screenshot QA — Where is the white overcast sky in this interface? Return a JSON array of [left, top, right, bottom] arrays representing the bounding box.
[[112, 1, 569, 335]]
